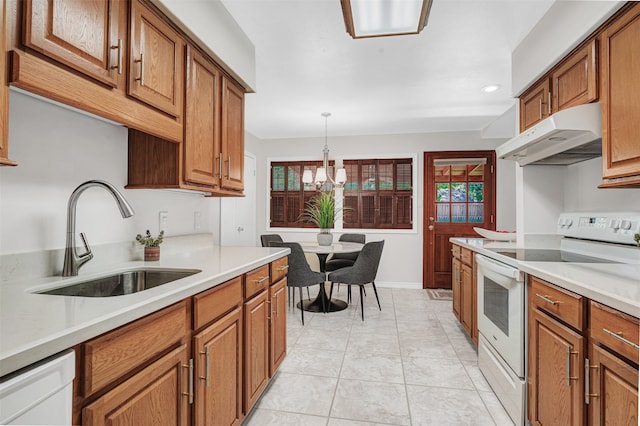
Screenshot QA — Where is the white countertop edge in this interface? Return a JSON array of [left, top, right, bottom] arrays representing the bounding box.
[[0, 246, 290, 377]]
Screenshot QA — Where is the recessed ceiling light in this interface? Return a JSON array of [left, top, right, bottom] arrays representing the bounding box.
[[481, 84, 501, 93]]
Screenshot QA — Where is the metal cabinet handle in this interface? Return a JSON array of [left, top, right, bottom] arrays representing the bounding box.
[[278, 265, 289, 271], [135, 53, 145, 86], [227, 156, 231, 178], [218, 156, 223, 178], [548, 91, 551, 114], [254, 275, 269, 284], [535, 293, 560, 306], [266, 299, 272, 320], [565, 345, 579, 386], [584, 357, 599, 404], [199, 347, 210, 387], [603, 328, 640, 350], [182, 359, 193, 403], [110, 39, 123, 74], [539, 98, 543, 119]]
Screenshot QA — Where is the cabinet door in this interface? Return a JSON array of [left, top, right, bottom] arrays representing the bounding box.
[[243, 290, 269, 413], [460, 262, 473, 337], [520, 79, 550, 131], [24, 0, 125, 88], [83, 344, 189, 426], [599, 3, 640, 186], [451, 257, 461, 321], [528, 308, 585, 426], [269, 278, 287, 377], [221, 77, 245, 192], [129, 0, 184, 118], [1, 0, 16, 166], [587, 343, 638, 426], [552, 40, 598, 112], [194, 307, 243, 426], [184, 45, 220, 188]]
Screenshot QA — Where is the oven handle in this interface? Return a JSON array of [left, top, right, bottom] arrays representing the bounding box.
[[476, 254, 522, 280]]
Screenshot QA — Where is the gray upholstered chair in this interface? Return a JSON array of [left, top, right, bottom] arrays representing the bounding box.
[[325, 233, 366, 303], [328, 240, 384, 321], [272, 242, 326, 325], [260, 234, 283, 247]]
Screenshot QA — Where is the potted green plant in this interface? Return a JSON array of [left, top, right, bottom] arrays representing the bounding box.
[[136, 230, 165, 261], [301, 191, 342, 246]]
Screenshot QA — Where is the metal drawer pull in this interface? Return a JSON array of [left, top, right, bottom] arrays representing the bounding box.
[[254, 275, 269, 284], [278, 265, 289, 271], [266, 299, 272, 320], [110, 39, 123, 74], [565, 345, 579, 386], [227, 156, 231, 178], [182, 358, 193, 403], [603, 328, 640, 350], [199, 347, 210, 387], [584, 358, 599, 404], [135, 53, 145, 86], [535, 293, 560, 306]]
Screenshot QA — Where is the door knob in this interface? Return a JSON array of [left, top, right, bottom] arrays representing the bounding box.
[[429, 217, 434, 222], [237, 227, 244, 232], [428, 225, 434, 231]]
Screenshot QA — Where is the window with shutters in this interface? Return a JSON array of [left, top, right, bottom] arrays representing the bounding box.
[[343, 158, 413, 229]]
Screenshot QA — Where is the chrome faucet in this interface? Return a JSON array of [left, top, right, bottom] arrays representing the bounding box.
[[62, 180, 135, 276]]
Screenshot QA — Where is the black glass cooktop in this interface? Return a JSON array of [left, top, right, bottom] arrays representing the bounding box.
[[493, 249, 619, 263]]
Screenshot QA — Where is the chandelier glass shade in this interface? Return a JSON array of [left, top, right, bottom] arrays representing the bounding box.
[[302, 113, 347, 188]]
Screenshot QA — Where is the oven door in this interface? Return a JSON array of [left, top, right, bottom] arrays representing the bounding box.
[[476, 254, 525, 377]]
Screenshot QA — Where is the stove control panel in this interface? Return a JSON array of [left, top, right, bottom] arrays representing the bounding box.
[[557, 211, 640, 245]]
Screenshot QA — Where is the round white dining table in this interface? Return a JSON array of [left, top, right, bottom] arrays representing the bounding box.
[[298, 241, 364, 312]]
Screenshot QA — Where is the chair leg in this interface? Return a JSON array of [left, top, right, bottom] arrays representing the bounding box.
[[299, 287, 305, 325], [307, 287, 311, 300], [371, 282, 381, 311], [347, 285, 351, 304], [359, 285, 365, 321]]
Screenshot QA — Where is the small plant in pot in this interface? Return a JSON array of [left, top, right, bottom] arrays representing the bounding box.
[[301, 191, 345, 246], [136, 230, 164, 261]]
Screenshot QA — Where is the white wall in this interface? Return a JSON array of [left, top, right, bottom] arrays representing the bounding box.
[[248, 131, 516, 287], [0, 91, 219, 255]]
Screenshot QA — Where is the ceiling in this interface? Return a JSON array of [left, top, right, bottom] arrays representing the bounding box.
[[221, 0, 554, 140]]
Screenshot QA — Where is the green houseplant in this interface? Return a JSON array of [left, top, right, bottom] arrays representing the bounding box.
[[301, 191, 344, 246], [136, 230, 164, 261]]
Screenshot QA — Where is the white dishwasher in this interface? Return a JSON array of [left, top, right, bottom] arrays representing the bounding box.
[[0, 350, 75, 425]]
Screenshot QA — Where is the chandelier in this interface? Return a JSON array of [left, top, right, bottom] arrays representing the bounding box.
[[302, 112, 347, 189]]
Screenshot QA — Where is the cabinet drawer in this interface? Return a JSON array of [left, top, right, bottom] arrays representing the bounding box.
[[590, 301, 639, 363], [460, 248, 473, 266], [270, 256, 289, 283], [451, 244, 461, 259], [245, 265, 269, 299], [530, 277, 585, 330], [83, 301, 188, 396], [193, 276, 242, 330]]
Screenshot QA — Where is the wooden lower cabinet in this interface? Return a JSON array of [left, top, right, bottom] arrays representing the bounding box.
[[451, 244, 477, 344], [452, 257, 461, 320], [528, 307, 585, 425], [83, 344, 190, 426], [269, 277, 287, 376], [243, 289, 270, 413], [460, 262, 474, 339], [193, 307, 243, 426]]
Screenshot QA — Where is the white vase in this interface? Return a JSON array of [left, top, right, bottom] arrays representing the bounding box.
[[317, 232, 333, 246]]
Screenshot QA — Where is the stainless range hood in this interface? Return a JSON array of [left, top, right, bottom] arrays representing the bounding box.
[[496, 103, 602, 166]]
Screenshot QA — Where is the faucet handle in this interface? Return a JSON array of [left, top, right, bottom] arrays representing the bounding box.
[[79, 232, 93, 258]]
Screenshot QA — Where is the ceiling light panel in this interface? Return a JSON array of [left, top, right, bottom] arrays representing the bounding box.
[[342, 0, 432, 38]]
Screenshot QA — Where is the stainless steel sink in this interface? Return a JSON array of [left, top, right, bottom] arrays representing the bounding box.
[[39, 268, 201, 297]]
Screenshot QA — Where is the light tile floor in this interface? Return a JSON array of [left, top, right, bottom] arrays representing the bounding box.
[[243, 286, 515, 426]]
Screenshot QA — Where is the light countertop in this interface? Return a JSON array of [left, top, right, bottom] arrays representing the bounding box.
[[450, 237, 640, 317], [0, 245, 289, 377]]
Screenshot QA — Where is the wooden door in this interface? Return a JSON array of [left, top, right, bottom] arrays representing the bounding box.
[[587, 343, 638, 426], [551, 39, 598, 112], [129, 0, 184, 118], [528, 309, 585, 426], [243, 290, 269, 413], [460, 262, 474, 336], [599, 3, 640, 185], [221, 76, 245, 192], [184, 45, 220, 188], [193, 307, 243, 426], [520, 78, 550, 131], [423, 151, 495, 289], [269, 278, 287, 377], [24, 0, 125, 88], [451, 256, 461, 320], [83, 344, 189, 426]]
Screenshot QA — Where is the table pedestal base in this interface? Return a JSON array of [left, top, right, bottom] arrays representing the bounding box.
[[297, 297, 348, 313]]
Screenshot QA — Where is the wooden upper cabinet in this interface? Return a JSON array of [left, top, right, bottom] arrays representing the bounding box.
[[23, 0, 126, 88], [519, 78, 550, 132], [129, 0, 184, 118], [599, 2, 640, 187], [552, 39, 598, 112], [221, 77, 245, 192], [1, 0, 16, 166], [184, 45, 221, 188]]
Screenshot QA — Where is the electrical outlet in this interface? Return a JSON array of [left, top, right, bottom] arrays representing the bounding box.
[[194, 211, 202, 231], [159, 211, 168, 233]]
